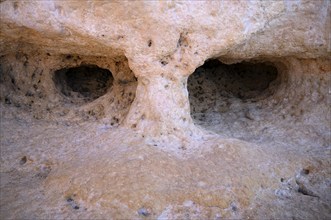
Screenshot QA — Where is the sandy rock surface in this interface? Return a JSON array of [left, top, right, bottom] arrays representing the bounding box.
[[0, 0, 330, 219]]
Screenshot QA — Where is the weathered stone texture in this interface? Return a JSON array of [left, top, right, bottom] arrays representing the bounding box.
[[0, 1, 330, 219]]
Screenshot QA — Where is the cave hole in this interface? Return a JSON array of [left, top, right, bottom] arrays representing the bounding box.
[[53, 65, 113, 103], [188, 59, 280, 135]]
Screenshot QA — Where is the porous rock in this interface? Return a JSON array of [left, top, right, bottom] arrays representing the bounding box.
[[0, 1, 330, 219]]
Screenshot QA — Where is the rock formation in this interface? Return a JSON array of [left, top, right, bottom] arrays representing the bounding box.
[[0, 0, 330, 219]]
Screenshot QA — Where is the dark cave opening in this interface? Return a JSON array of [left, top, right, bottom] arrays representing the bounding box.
[[188, 59, 279, 114], [187, 59, 282, 140], [53, 65, 113, 103]]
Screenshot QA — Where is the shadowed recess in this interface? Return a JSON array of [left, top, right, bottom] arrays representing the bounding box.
[[53, 65, 113, 103], [188, 59, 280, 115], [188, 59, 281, 138]]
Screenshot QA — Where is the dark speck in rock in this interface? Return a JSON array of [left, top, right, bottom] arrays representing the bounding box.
[[138, 207, 150, 217], [20, 156, 27, 165]]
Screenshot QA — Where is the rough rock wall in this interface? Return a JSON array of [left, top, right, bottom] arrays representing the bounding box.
[[188, 58, 331, 146], [0, 0, 330, 219], [0, 52, 136, 124], [1, 1, 330, 136]]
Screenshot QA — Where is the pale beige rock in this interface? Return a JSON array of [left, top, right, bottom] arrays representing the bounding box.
[[0, 0, 330, 219]]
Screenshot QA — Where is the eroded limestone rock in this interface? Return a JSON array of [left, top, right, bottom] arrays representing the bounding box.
[[0, 0, 330, 219]]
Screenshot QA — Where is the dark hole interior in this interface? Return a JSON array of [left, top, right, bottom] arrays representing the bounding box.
[[54, 65, 113, 102], [188, 59, 279, 116], [188, 59, 280, 139]]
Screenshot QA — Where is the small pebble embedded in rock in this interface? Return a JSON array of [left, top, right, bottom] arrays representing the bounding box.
[[138, 207, 150, 217], [19, 156, 27, 165]]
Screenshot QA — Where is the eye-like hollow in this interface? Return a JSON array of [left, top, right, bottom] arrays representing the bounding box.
[[53, 64, 113, 103], [188, 59, 281, 138]]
